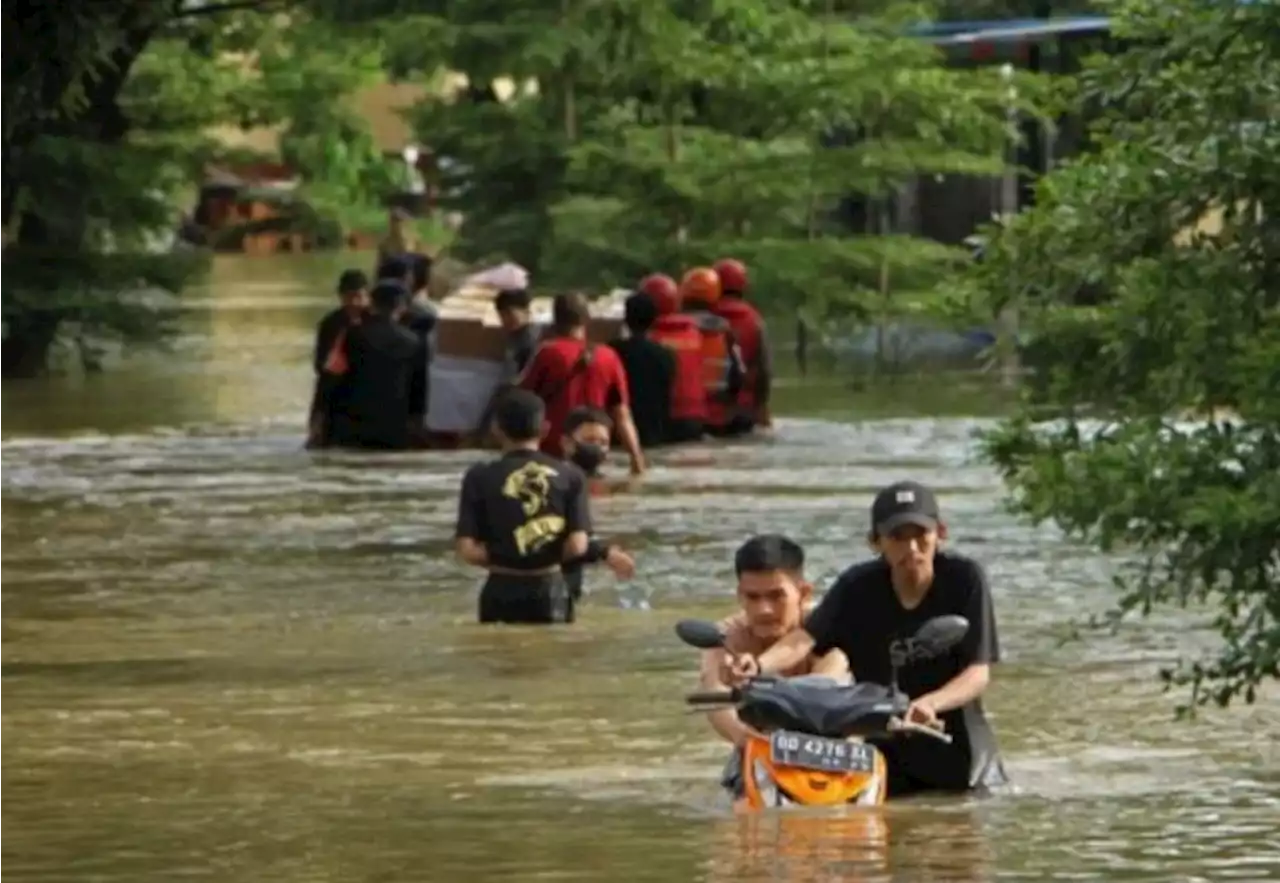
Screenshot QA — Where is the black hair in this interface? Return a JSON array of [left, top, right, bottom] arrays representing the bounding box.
[[733, 534, 805, 577], [492, 389, 545, 442], [370, 280, 407, 312], [377, 256, 410, 282], [337, 269, 368, 294], [563, 406, 612, 435], [624, 291, 658, 333], [552, 292, 590, 332], [495, 288, 532, 312]]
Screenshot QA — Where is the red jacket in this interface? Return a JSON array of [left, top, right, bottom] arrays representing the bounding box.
[[712, 297, 768, 417], [649, 313, 709, 423]]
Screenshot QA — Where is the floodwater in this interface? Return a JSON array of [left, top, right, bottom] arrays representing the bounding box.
[[3, 255, 1278, 883]]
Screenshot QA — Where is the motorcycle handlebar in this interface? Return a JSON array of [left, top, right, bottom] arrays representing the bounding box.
[[685, 690, 737, 704]]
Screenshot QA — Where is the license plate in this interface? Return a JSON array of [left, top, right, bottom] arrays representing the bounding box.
[[769, 731, 875, 774]]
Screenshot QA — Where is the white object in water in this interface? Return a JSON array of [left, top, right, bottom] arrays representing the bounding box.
[[463, 262, 530, 292]]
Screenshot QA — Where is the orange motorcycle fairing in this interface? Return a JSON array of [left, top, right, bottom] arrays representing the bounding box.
[[740, 736, 888, 809]]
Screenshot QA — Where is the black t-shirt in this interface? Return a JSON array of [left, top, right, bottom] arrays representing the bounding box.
[[505, 325, 540, 378], [324, 316, 425, 448], [805, 551, 1006, 791], [607, 336, 674, 447], [454, 450, 593, 571]]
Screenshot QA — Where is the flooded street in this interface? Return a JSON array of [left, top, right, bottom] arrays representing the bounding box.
[[3, 255, 1278, 882]]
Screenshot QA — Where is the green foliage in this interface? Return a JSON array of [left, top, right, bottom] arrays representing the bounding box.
[[379, 0, 1033, 323], [969, 0, 1280, 711]]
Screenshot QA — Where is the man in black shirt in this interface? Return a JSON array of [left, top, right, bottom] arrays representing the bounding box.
[[377, 255, 436, 429], [608, 291, 675, 448], [320, 281, 427, 450], [307, 269, 368, 447], [495, 288, 540, 378], [455, 390, 593, 624], [730, 481, 1008, 798]]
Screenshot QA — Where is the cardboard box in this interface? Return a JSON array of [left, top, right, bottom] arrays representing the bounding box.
[[435, 316, 623, 360]]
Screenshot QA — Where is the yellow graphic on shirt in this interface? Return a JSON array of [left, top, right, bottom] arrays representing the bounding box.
[[502, 461, 566, 556]]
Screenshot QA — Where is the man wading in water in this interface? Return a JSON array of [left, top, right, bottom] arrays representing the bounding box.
[[729, 482, 1008, 798], [454, 390, 592, 624]]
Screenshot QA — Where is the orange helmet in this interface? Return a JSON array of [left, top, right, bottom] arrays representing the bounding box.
[[713, 258, 748, 294], [680, 266, 722, 305], [638, 273, 680, 315]]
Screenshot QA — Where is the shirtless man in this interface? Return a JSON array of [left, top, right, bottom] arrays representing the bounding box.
[[699, 534, 850, 802]]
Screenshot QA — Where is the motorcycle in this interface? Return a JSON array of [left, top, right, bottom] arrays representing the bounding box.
[[676, 615, 970, 810]]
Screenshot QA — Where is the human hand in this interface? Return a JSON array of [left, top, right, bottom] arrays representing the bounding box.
[[605, 546, 636, 580], [726, 653, 760, 686], [905, 696, 942, 730]]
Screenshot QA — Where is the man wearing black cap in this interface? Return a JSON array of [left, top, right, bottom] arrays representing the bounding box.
[[730, 480, 1007, 798], [320, 280, 427, 450]]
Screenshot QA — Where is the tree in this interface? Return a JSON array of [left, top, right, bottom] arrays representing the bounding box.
[[371, 0, 1031, 338], [968, 0, 1280, 711], [0, 2, 279, 377], [1, 0, 395, 377]]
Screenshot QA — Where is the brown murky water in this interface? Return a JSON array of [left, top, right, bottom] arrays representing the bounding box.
[[3, 255, 1279, 882]]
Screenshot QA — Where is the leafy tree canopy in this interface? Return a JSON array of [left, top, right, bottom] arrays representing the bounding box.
[[968, 0, 1280, 712]]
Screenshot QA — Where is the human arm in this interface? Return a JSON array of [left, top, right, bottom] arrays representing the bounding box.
[[453, 466, 490, 567], [560, 468, 592, 562], [699, 648, 757, 747], [605, 351, 646, 474], [562, 537, 635, 579], [808, 647, 852, 683], [907, 561, 1000, 721]]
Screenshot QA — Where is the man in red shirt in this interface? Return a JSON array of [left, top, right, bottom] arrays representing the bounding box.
[[520, 293, 646, 475], [712, 258, 772, 435]]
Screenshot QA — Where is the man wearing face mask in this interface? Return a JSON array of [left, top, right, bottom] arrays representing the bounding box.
[[559, 406, 636, 604], [728, 481, 1007, 798]]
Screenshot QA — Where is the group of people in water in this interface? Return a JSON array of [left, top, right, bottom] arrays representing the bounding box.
[[305, 248, 1005, 803], [304, 251, 773, 469]]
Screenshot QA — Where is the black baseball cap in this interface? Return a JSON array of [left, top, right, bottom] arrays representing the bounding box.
[[337, 269, 368, 293], [871, 481, 941, 536]]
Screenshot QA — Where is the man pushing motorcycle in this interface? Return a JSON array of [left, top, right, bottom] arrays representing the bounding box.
[[699, 535, 850, 806], [728, 482, 1008, 798]]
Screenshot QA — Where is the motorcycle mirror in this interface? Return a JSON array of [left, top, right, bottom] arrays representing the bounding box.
[[911, 615, 970, 655], [674, 619, 726, 650]]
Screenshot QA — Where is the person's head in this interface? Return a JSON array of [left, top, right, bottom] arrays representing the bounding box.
[[561, 406, 612, 475], [336, 269, 369, 313], [868, 481, 948, 589], [369, 280, 407, 318], [552, 292, 591, 337], [679, 266, 722, 309], [713, 258, 748, 298], [389, 206, 410, 232], [733, 534, 811, 641], [377, 256, 412, 290], [638, 273, 680, 316], [623, 290, 659, 335], [494, 288, 532, 333], [491, 388, 546, 448]]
